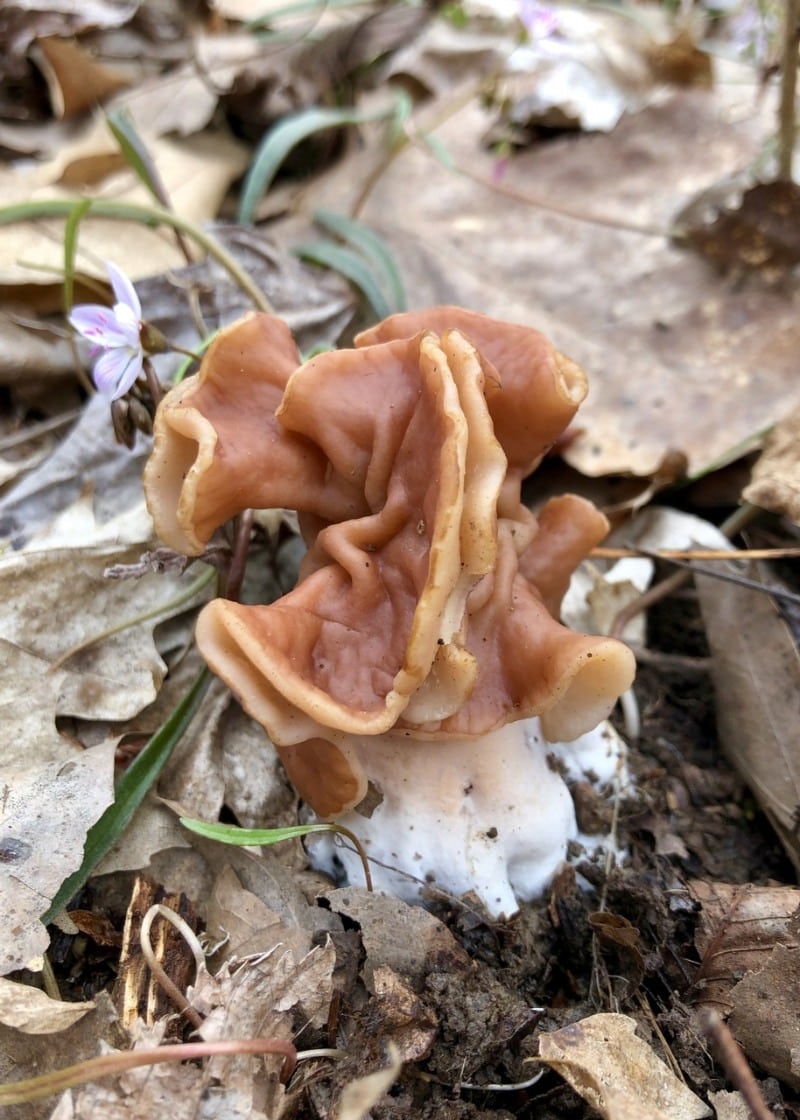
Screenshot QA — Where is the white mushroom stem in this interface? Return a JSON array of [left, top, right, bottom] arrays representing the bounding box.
[[306, 718, 626, 919]]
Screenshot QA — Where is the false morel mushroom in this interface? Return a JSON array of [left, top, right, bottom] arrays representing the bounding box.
[[143, 308, 635, 916]]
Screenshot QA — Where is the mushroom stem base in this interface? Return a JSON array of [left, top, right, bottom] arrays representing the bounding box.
[[305, 717, 625, 918]]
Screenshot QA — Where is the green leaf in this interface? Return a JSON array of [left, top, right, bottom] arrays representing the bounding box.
[[312, 210, 406, 312], [44, 668, 211, 922], [180, 815, 373, 891], [180, 818, 337, 846], [237, 103, 394, 224], [106, 109, 169, 209], [295, 240, 393, 320]]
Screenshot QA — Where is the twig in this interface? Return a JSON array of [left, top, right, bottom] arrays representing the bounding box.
[[778, 0, 800, 179], [140, 904, 205, 1030], [609, 503, 762, 640], [702, 1010, 773, 1120]]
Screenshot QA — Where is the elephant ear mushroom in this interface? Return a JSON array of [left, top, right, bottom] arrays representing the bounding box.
[[143, 307, 637, 914], [143, 313, 309, 554], [356, 306, 587, 477], [192, 329, 512, 816]]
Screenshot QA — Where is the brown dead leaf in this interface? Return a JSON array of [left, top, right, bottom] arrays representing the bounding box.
[[191, 943, 335, 1117], [538, 1012, 711, 1120], [322, 887, 471, 988], [0, 978, 94, 1033], [689, 881, 800, 1014], [32, 36, 130, 119], [743, 401, 800, 524], [0, 124, 248, 288], [287, 78, 794, 478], [729, 943, 800, 1090], [0, 541, 211, 723], [206, 865, 315, 962], [695, 573, 800, 873]]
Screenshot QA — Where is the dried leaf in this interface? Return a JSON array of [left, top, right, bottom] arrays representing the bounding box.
[[707, 1089, 752, 1120], [0, 541, 210, 722], [291, 79, 793, 478], [0, 743, 116, 973], [0, 978, 94, 1033], [689, 880, 800, 1014], [538, 1012, 711, 1120], [729, 943, 800, 1090], [369, 966, 437, 1062], [743, 401, 800, 524], [695, 572, 800, 872], [206, 865, 314, 962], [322, 887, 471, 987], [191, 944, 336, 1117], [32, 36, 130, 119], [0, 125, 248, 288]]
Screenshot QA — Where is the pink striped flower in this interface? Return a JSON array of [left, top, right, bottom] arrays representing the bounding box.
[[69, 262, 144, 401]]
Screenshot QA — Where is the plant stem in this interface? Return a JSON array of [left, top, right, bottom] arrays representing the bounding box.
[[0, 200, 274, 313], [778, 0, 799, 180]]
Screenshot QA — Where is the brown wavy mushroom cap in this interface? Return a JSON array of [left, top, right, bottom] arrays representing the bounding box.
[[143, 309, 635, 817]]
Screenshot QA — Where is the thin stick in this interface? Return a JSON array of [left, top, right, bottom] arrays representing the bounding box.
[[140, 905, 205, 1030], [778, 0, 800, 180], [703, 1011, 773, 1120]]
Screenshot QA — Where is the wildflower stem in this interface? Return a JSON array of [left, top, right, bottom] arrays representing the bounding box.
[[778, 0, 799, 180], [0, 200, 274, 313]]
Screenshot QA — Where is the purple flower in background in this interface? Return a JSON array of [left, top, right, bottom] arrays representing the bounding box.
[[519, 0, 558, 39], [69, 262, 144, 401]]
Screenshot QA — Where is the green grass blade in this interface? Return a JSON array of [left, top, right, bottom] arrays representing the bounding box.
[[44, 667, 211, 922], [295, 239, 393, 320], [312, 210, 406, 312], [237, 104, 393, 224], [106, 109, 169, 209], [180, 818, 336, 846], [180, 815, 373, 891], [63, 199, 91, 314]]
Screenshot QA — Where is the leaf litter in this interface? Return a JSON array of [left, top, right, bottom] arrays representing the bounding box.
[[1, 0, 800, 1117]]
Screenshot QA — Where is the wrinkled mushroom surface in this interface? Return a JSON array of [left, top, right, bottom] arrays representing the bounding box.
[[144, 308, 635, 910]]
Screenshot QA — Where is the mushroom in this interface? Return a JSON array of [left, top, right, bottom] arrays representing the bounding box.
[[143, 308, 635, 916]]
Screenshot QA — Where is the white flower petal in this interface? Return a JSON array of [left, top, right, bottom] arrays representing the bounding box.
[[69, 305, 134, 349], [92, 347, 144, 401], [112, 302, 143, 348], [105, 261, 141, 319]]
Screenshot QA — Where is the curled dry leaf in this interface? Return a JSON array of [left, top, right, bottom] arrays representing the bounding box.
[[192, 943, 336, 1118], [31, 36, 130, 119], [743, 401, 800, 525], [537, 1012, 711, 1120], [0, 743, 116, 974], [0, 977, 94, 1033], [695, 571, 800, 873]]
